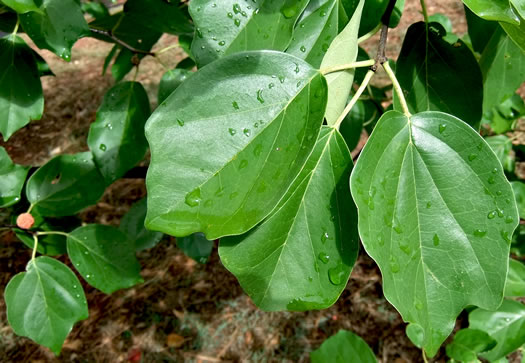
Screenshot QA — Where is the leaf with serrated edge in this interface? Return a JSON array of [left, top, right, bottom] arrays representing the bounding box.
[[350, 110, 518, 356], [145, 51, 327, 240], [5, 256, 88, 354], [220, 127, 358, 311]]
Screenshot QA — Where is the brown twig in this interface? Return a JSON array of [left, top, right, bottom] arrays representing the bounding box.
[[90, 28, 155, 56], [371, 0, 397, 72]]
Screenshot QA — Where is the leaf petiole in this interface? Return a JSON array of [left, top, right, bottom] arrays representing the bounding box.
[[358, 23, 382, 44], [320, 60, 375, 75], [382, 61, 411, 117], [11, 18, 19, 36], [36, 231, 70, 237], [31, 234, 38, 260]]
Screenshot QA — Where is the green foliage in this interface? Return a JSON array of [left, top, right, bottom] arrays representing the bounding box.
[[445, 328, 497, 362], [310, 330, 377, 363], [177, 232, 213, 264], [120, 199, 163, 252], [0, 146, 29, 207], [505, 259, 525, 297]]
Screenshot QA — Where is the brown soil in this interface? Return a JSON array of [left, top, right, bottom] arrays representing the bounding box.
[[0, 1, 522, 362]]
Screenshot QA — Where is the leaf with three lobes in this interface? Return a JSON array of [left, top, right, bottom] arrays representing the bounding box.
[[120, 198, 163, 252], [220, 127, 358, 311], [286, 0, 352, 68], [5, 256, 88, 354], [445, 328, 497, 362], [19, 0, 89, 60], [350, 110, 518, 357], [505, 259, 525, 297], [67, 225, 143, 294], [177, 232, 214, 264], [320, 0, 364, 126], [469, 299, 525, 361], [87, 81, 151, 185], [0, 34, 44, 140], [310, 330, 377, 363], [394, 22, 483, 129], [25, 152, 106, 217], [145, 51, 327, 240], [189, 0, 309, 67], [0, 146, 29, 207], [462, 0, 521, 25]]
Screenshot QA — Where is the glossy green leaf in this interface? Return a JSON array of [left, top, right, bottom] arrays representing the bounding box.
[[158, 69, 192, 105], [26, 152, 106, 217], [0, 35, 44, 140], [67, 224, 143, 294], [469, 299, 525, 361], [1, 0, 40, 13], [350, 110, 519, 357], [310, 330, 377, 363], [189, 0, 309, 67], [505, 259, 525, 297], [286, 0, 349, 68], [176, 57, 196, 70], [446, 328, 497, 362], [102, 44, 118, 75], [358, 0, 405, 36], [5, 256, 88, 354], [394, 22, 483, 129], [87, 81, 150, 185], [0, 146, 29, 207], [501, 20, 525, 53], [511, 181, 525, 220], [320, 0, 364, 126], [123, 0, 193, 35], [463, 0, 521, 25], [406, 324, 424, 348], [480, 26, 525, 113], [486, 135, 515, 172], [177, 232, 214, 264], [81, 1, 109, 20], [428, 13, 453, 33], [19, 0, 89, 60], [220, 127, 358, 311], [32, 49, 53, 77], [145, 51, 327, 239], [464, 5, 499, 53], [120, 198, 163, 251]]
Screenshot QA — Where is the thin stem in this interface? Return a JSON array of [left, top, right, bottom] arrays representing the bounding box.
[[383, 62, 411, 117], [156, 43, 180, 55], [422, 350, 429, 363], [31, 234, 38, 260], [133, 65, 139, 81], [333, 70, 375, 130], [320, 60, 375, 75], [27, 204, 34, 214], [11, 17, 19, 36], [36, 231, 70, 237], [419, 0, 429, 23], [90, 28, 155, 56], [357, 23, 381, 44]]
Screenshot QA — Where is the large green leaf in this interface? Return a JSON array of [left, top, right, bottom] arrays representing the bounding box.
[[320, 0, 364, 126], [445, 328, 497, 362], [67, 224, 143, 294], [462, 0, 521, 25], [177, 232, 214, 264], [189, 0, 309, 67], [4, 256, 88, 354], [19, 0, 89, 60], [394, 22, 483, 129], [469, 299, 525, 361], [310, 330, 377, 363], [220, 127, 358, 311], [120, 198, 163, 251], [359, 0, 405, 36], [511, 181, 525, 220], [464, 5, 499, 54], [350, 110, 519, 356], [0, 34, 44, 140], [123, 0, 193, 35], [158, 68, 193, 105], [87, 81, 151, 185], [145, 51, 327, 239], [286, 0, 350, 68], [25, 152, 106, 217], [505, 259, 525, 297], [480, 26, 525, 113], [501, 20, 525, 53], [0, 146, 29, 207], [1, 0, 40, 13]]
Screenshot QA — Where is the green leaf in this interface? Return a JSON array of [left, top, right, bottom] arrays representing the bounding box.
[[1, 0, 40, 13], [32, 49, 53, 77], [511, 181, 525, 220], [446, 328, 497, 362], [19, 0, 89, 60], [505, 259, 525, 297], [486, 135, 515, 172], [26, 152, 106, 217], [123, 0, 193, 35], [358, 0, 405, 36], [469, 299, 525, 361], [428, 13, 453, 33], [189, 0, 309, 67], [220, 127, 358, 311], [102, 44, 118, 75], [394, 22, 483, 129], [350, 110, 519, 357], [310, 330, 377, 363], [158, 68, 192, 105], [480, 26, 525, 113], [87, 81, 151, 185], [0, 146, 29, 207], [145, 51, 327, 239], [406, 324, 424, 348], [0, 35, 44, 140], [500, 20, 525, 53], [120, 198, 163, 251], [81, 1, 109, 20], [320, 0, 364, 126], [4, 256, 88, 354], [177, 232, 213, 264], [464, 5, 499, 53], [67, 224, 143, 294], [286, 0, 349, 68], [463, 0, 521, 25]]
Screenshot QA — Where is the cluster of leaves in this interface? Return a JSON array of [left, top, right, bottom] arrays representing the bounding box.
[[0, 0, 524, 360]]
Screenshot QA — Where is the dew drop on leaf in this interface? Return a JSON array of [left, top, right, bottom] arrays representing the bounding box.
[[488, 176, 496, 184], [99, 143, 107, 151], [300, 45, 306, 52], [468, 153, 477, 161], [243, 128, 251, 137], [318, 252, 330, 264], [487, 211, 497, 219], [184, 188, 202, 207], [433, 234, 439, 246], [328, 264, 345, 285], [177, 118, 184, 127], [501, 230, 511, 243], [256, 89, 265, 104], [438, 124, 447, 134], [232, 101, 240, 110], [239, 159, 248, 169], [474, 229, 487, 237], [228, 128, 236, 136]]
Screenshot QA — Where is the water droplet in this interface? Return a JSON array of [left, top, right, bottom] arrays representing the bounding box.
[[232, 101, 240, 110], [300, 45, 306, 52], [73, 285, 77, 289], [321, 232, 329, 243], [256, 89, 265, 103], [228, 128, 236, 136], [253, 144, 262, 156], [318, 252, 330, 264], [497, 208, 504, 218], [488, 211, 497, 219], [488, 176, 496, 184], [468, 153, 477, 161], [433, 234, 440, 246], [243, 128, 251, 137], [84, 251, 88, 255], [439, 124, 447, 134], [390, 257, 400, 273], [322, 43, 329, 52], [229, 191, 238, 200], [505, 216, 514, 224], [234, 19, 241, 27], [204, 199, 213, 207], [86, 274, 91, 279], [99, 143, 107, 151], [177, 118, 184, 126], [239, 159, 248, 169], [474, 229, 487, 237], [378, 235, 385, 246], [106, 123, 113, 130], [328, 264, 345, 285], [320, 10, 327, 17], [308, 276, 313, 282], [294, 64, 300, 73], [399, 242, 411, 255], [426, 201, 432, 208], [233, 3, 241, 14], [393, 225, 403, 234], [281, 3, 299, 18], [477, 142, 483, 151], [218, 40, 226, 46], [501, 230, 511, 243], [492, 168, 498, 174], [184, 188, 202, 207], [278, 75, 285, 83]]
